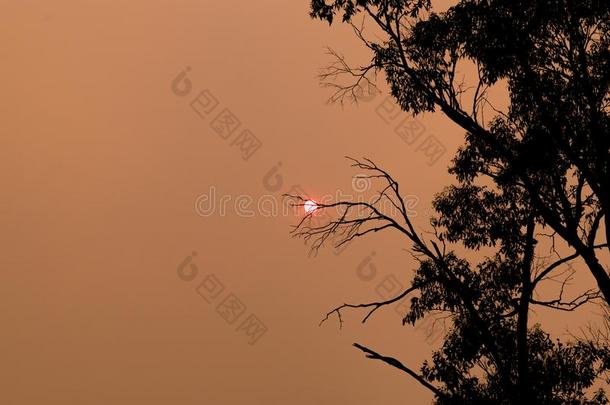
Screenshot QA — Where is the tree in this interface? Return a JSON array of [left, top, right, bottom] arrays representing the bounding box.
[[308, 0, 610, 303], [288, 0, 610, 401], [287, 158, 609, 403]]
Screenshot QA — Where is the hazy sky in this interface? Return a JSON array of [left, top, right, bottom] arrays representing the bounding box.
[[1, 1, 603, 404]]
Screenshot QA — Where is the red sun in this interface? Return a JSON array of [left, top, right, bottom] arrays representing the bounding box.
[[303, 200, 317, 214]]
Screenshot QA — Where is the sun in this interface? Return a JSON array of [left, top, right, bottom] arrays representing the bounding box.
[[303, 199, 317, 214]]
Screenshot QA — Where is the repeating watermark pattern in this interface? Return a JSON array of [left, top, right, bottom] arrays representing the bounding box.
[[351, 82, 447, 166], [177, 252, 268, 346], [355, 252, 443, 345], [256, 161, 336, 253], [261, 163, 419, 255], [193, 185, 418, 219], [190, 162, 417, 255], [351, 173, 372, 193], [171, 66, 425, 259], [171, 67, 263, 161], [374, 96, 447, 166]]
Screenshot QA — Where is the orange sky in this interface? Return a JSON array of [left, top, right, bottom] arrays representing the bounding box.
[[1, 1, 606, 404]]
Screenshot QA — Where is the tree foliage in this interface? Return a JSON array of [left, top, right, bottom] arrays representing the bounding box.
[[288, 158, 608, 402], [310, 0, 610, 302], [291, 0, 610, 402]]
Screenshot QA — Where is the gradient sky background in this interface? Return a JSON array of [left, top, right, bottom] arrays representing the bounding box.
[[1, 1, 605, 404]]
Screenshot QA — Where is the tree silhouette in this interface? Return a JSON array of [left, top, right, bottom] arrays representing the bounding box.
[[309, 0, 610, 303], [289, 0, 610, 402], [287, 158, 608, 402]]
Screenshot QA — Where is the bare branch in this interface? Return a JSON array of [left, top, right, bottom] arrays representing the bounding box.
[[532, 243, 608, 286], [532, 268, 602, 311], [531, 289, 602, 311], [353, 343, 446, 399], [320, 285, 419, 328], [285, 157, 418, 255], [319, 48, 380, 105]]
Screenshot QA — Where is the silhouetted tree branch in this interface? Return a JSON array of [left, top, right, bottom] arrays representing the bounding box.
[[319, 285, 419, 328], [303, 1, 610, 402], [288, 157, 608, 403], [353, 343, 447, 400], [310, 0, 610, 307]]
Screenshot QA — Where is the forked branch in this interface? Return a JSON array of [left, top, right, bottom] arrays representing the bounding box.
[[320, 285, 419, 328]]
